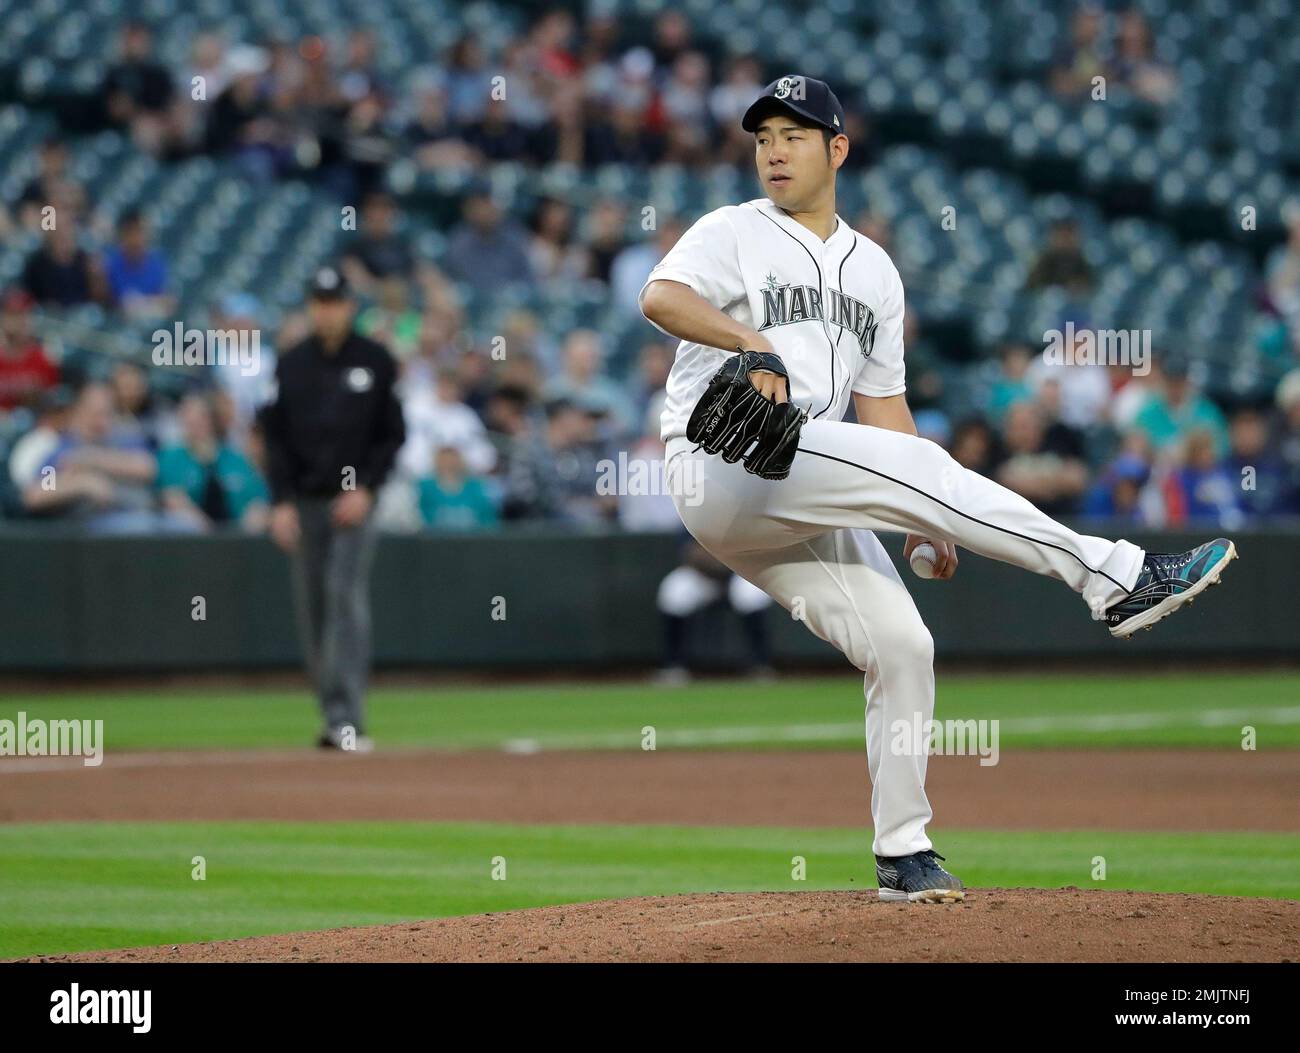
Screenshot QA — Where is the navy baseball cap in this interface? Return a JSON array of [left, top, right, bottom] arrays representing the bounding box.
[[307, 265, 349, 301], [742, 75, 846, 135]]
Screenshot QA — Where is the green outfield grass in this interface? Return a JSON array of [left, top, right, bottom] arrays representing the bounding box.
[[3, 671, 1299, 752], [1, 821, 1296, 958]]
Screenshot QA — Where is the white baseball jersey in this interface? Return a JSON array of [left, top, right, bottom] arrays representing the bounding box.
[[639, 195, 1146, 861], [640, 198, 907, 444]]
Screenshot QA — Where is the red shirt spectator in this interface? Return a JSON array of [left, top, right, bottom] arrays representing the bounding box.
[[0, 290, 59, 410]]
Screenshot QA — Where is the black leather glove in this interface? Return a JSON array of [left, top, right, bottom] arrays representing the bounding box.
[[685, 348, 807, 481]]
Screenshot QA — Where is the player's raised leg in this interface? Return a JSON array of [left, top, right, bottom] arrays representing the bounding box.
[[782, 419, 1235, 635]]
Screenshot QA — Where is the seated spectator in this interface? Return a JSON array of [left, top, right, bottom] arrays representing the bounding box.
[[110, 361, 172, 451], [1112, 8, 1177, 107], [528, 197, 587, 283], [22, 223, 103, 307], [583, 199, 628, 284], [404, 73, 477, 169], [8, 386, 73, 493], [443, 188, 534, 294], [101, 22, 177, 154], [660, 52, 712, 166], [650, 10, 693, 69], [339, 29, 388, 106], [544, 328, 635, 435], [948, 417, 1003, 477], [584, 50, 664, 167], [444, 34, 492, 126], [503, 397, 613, 523], [996, 399, 1088, 515], [208, 292, 275, 448], [1133, 356, 1229, 459], [0, 290, 59, 411], [630, 341, 674, 429], [498, 308, 558, 372], [157, 394, 269, 532], [610, 217, 685, 316], [710, 55, 765, 168], [1025, 324, 1111, 429], [1082, 452, 1152, 523], [417, 445, 498, 531], [335, 91, 397, 202], [452, 348, 495, 415], [22, 382, 162, 533], [203, 44, 278, 179], [1265, 209, 1300, 338], [357, 276, 422, 361], [17, 139, 87, 230], [399, 368, 497, 479], [1026, 218, 1093, 294], [189, 30, 233, 102], [987, 342, 1034, 421], [482, 384, 534, 469], [1111, 350, 1165, 430], [1050, 4, 1109, 101], [461, 96, 538, 163], [1172, 429, 1241, 527], [1276, 370, 1300, 512], [1225, 407, 1293, 519], [103, 211, 174, 318]]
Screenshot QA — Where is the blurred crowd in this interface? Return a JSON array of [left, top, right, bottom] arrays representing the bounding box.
[[1050, 5, 1179, 108], [3, 10, 1300, 535]]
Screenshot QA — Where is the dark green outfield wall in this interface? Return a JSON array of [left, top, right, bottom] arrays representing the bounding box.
[[0, 527, 1294, 672]]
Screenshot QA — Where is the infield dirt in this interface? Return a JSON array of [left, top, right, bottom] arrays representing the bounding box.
[[24, 888, 1298, 963], [6, 747, 1297, 963], [2, 747, 1296, 831]]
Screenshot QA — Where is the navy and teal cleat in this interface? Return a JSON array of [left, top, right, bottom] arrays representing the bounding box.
[[875, 849, 965, 903], [1105, 538, 1238, 639]]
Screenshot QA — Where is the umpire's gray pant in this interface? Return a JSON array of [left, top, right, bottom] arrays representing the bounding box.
[[291, 498, 378, 734]]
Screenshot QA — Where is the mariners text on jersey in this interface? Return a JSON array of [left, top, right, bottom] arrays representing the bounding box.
[[641, 196, 908, 444], [758, 275, 880, 359]]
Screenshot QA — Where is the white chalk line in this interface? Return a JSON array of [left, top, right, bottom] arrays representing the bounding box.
[[500, 705, 1300, 751], [1, 705, 1296, 772]]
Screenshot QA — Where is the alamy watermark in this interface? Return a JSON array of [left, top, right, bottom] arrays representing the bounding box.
[[152, 322, 262, 376], [1043, 321, 1150, 376], [50, 984, 150, 1032], [890, 715, 1000, 766], [0, 712, 103, 766], [596, 452, 704, 506]]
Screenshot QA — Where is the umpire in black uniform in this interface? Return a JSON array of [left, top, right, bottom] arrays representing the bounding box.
[[261, 265, 405, 750]]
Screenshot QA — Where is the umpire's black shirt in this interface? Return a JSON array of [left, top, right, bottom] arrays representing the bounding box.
[[260, 330, 406, 502]]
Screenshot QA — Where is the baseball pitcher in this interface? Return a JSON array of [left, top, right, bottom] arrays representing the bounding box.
[[639, 75, 1238, 903]]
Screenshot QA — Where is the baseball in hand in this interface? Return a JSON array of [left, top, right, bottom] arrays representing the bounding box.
[[909, 543, 938, 579]]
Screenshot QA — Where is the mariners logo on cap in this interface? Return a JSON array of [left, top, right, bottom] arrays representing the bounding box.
[[774, 76, 796, 99]]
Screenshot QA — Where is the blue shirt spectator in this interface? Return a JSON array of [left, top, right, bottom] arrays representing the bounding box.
[[102, 210, 174, 316]]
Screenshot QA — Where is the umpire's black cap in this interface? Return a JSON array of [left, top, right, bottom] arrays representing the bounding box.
[[306, 265, 350, 301], [741, 75, 846, 135]]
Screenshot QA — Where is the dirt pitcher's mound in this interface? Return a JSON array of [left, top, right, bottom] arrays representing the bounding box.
[[27, 889, 1299, 963]]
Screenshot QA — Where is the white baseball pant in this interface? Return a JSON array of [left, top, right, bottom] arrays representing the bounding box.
[[665, 418, 1145, 857]]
